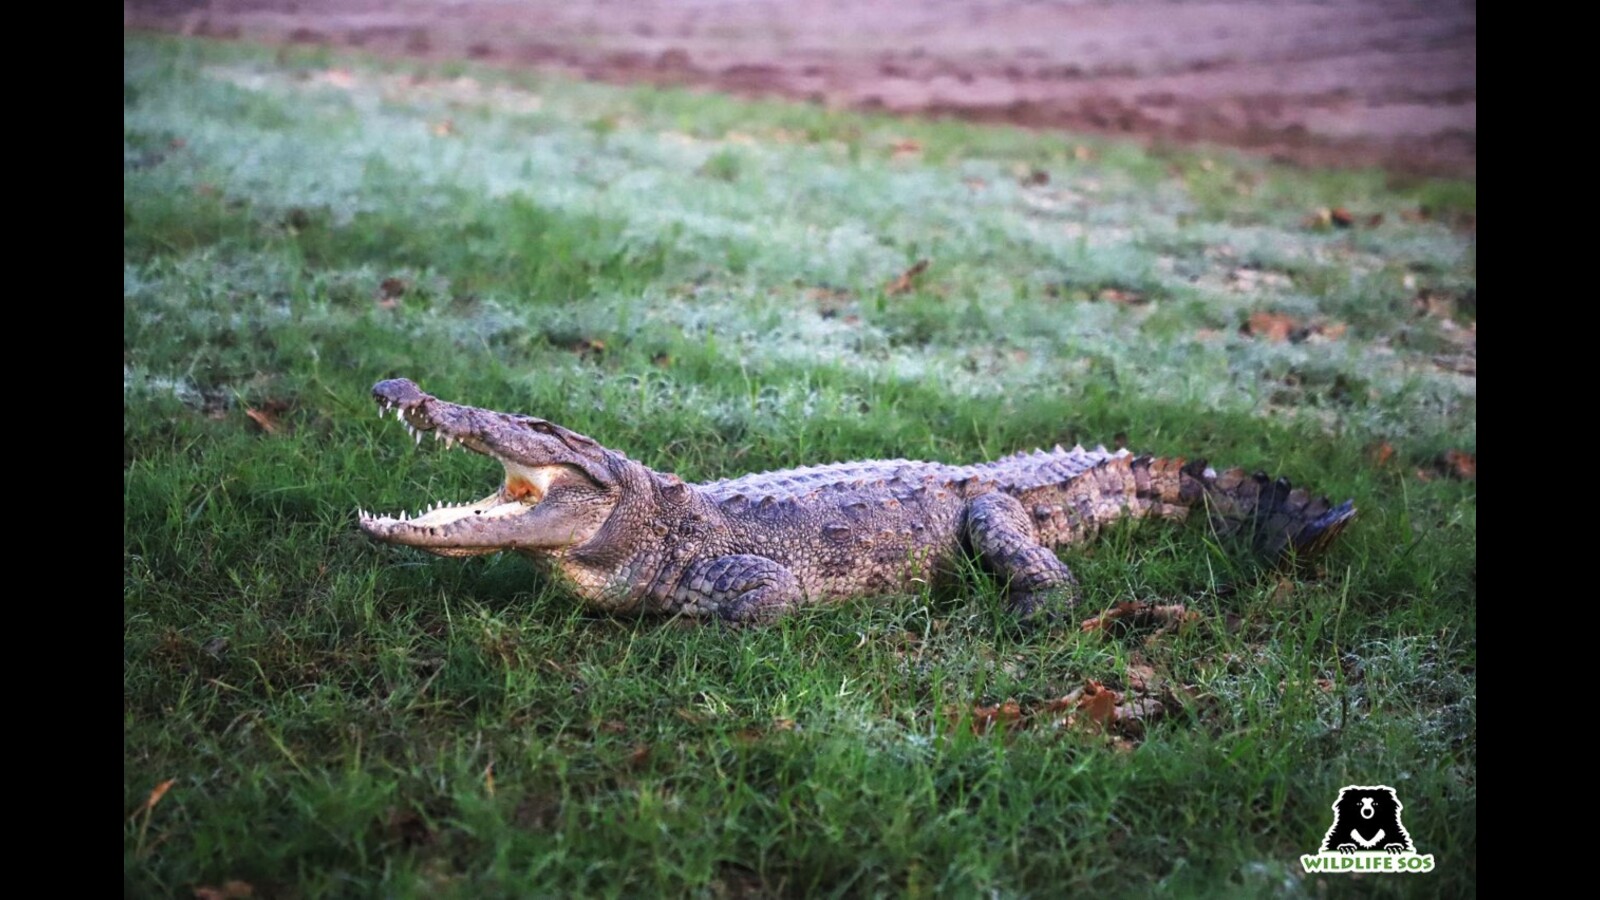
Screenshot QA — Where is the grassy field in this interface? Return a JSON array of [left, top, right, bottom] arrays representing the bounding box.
[[124, 35, 1475, 897]]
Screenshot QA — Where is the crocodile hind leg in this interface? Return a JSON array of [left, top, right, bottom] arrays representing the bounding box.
[[670, 555, 804, 625], [965, 491, 1078, 619]]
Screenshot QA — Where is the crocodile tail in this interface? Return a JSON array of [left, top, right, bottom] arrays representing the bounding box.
[[1179, 459, 1356, 562]]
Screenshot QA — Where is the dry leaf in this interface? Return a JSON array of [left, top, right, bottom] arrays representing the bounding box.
[[1329, 207, 1355, 228], [1367, 442, 1397, 467], [244, 407, 282, 435], [1081, 600, 1197, 633], [885, 259, 930, 296], [431, 119, 456, 137], [1078, 681, 1120, 731], [142, 779, 177, 815], [628, 744, 652, 767], [969, 698, 1024, 734], [1020, 168, 1050, 186], [1097, 288, 1146, 306], [890, 138, 922, 158], [1244, 311, 1302, 343], [1440, 449, 1476, 479]]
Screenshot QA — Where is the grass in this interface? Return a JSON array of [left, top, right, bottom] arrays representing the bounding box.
[[124, 34, 1476, 897]]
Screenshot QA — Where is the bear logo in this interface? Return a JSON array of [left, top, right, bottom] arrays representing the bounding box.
[[1319, 785, 1414, 855]]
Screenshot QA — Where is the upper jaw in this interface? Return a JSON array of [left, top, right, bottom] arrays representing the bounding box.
[[372, 378, 480, 452], [359, 379, 591, 552]]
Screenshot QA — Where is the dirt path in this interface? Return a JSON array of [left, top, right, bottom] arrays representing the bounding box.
[[125, 0, 1475, 176]]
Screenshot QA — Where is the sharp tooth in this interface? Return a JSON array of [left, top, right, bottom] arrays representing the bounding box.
[[414, 430, 423, 446]]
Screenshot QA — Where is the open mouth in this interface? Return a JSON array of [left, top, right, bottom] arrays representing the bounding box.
[[356, 392, 561, 541]]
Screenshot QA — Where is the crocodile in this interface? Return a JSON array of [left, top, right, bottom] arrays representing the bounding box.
[[358, 378, 1355, 624]]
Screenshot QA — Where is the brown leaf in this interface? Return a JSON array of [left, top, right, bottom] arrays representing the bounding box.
[[599, 720, 627, 735], [628, 744, 652, 768], [193, 882, 253, 900], [1081, 600, 1197, 634], [1096, 288, 1146, 306], [1244, 311, 1302, 343], [142, 779, 177, 815], [1316, 321, 1348, 340], [1366, 442, 1397, 467], [483, 761, 496, 797], [1125, 663, 1157, 692], [885, 259, 930, 296], [1020, 168, 1050, 187], [1329, 207, 1355, 228], [969, 698, 1023, 734], [1078, 681, 1120, 731], [650, 352, 673, 368], [377, 276, 408, 309], [431, 119, 456, 137], [1440, 449, 1476, 480], [1365, 213, 1385, 228], [1072, 145, 1095, 162], [890, 138, 922, 158], [244, 407, 282, 435]]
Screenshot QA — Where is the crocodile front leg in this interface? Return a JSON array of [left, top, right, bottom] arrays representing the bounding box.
[[669, 555, 804, 625], [966, 491, 1079, 619]]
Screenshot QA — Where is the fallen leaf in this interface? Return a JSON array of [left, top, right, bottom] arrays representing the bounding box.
[[377, 276, 407, 309], [1078, 681, 1120, 731], [1097, 288, 1146, 306], [650, 352, 673, 368], [193, 882, 253, 900], [968, 698, 1024, 734], [599, 720, 627, 734], [1020, 168, 1050, 186], [244, 407, 281, 435], [628, 744, 652, 767], [885, 259, 930, 296], [1440, 449, 1476, 480], [431, 119, 456, 137], [141, 779, 177, 815], [1072, 145, 1095, 162], [1365, 213, 1385, 228], [890, 138, 922, 158], [1329, 207, 1355, 228], [1316, 321, 1348, 340], [1244, 311, 1302, 343], [1081, 601, 1197, 634], [1366, 442, 1397, 467]]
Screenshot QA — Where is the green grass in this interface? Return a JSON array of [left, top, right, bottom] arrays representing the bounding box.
[[124, 35, 1476, 897]]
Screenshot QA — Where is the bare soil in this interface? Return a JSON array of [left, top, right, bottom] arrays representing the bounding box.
[[125, 0, 1475, 176]]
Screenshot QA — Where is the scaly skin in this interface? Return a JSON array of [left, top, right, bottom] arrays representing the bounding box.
[[359, 379, 1355, 624]]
